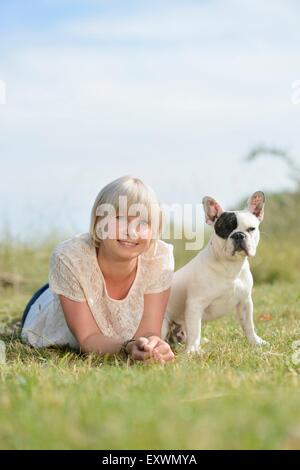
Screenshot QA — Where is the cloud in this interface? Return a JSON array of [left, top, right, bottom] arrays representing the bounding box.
[[59, 0, 299, 47], [0, 0, 299, 239]]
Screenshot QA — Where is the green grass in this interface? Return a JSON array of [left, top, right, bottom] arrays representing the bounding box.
[[1, 211, 300, 449], [1, 279, 300, 449]]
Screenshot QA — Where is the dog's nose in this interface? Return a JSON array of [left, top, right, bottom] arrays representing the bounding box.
[[231, 231, 246, 240]]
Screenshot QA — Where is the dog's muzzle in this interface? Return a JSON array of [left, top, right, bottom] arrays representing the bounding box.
[[230, 231, 248, 254]]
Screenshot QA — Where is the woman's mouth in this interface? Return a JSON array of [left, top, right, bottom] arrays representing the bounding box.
[[117, 239, 139, 248]]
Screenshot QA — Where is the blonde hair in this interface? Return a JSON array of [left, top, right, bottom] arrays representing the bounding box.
[[89, 175, 163, 249]]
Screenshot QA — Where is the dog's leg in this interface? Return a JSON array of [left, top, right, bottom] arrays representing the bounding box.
[[236, 297, 268, 346], [184, 299, 204, 354]]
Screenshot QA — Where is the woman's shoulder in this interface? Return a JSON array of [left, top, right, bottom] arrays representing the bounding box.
[[141, 239, 173, 260], [48, 234, 90, 301], [51, 233, 93, 262], [141, 240, 174, 294]]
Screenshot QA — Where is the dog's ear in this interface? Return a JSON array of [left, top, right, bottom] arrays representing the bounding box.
[[247, 191, 265, 221], [202, 196, 225, 225]]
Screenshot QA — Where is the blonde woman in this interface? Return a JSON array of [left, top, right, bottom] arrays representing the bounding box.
[[21, 176, 175, 364]]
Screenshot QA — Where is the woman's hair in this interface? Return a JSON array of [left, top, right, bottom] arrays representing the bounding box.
[[89, 175, 163, 249]]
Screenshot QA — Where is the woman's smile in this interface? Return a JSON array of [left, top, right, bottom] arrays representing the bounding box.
[[117, 239, 139, 248]]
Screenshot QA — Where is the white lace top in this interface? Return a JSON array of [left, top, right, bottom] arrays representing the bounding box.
[[21, 233, 174, 349]]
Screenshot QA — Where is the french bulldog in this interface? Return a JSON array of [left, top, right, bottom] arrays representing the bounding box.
[[162, 191, 268, 354]]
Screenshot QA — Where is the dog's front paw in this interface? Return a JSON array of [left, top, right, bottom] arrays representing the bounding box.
[[251, 335, 269, 347], [185, 345, 204, 356]]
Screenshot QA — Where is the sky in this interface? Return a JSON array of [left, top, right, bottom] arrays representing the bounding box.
[[0, 0, 300, 243]]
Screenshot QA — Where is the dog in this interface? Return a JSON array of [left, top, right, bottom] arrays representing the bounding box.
[[162, 191, 268, 354]]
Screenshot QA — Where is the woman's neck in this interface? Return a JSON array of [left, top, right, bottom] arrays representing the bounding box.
[[96, 245, 138, 283]]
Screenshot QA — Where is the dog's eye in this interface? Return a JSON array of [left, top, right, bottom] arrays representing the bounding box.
[[247, 227, 256, 232]]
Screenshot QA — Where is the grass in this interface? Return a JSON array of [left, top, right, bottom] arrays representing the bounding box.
[[1, 278, 300, 449], [1, 207, 300, 449]]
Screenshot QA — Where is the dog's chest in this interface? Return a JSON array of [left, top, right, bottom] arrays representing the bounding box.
[[202, 278, 246, 321]]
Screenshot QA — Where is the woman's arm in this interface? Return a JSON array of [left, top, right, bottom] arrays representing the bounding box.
[[134, 288, 171, 338], [59, 290, 174, 362], [59, 295, 123, 355], [126, 288, 175, 363]]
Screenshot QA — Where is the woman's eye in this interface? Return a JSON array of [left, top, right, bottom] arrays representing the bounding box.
[[139, 220, 149, 226], [247, 227, 256, 232]]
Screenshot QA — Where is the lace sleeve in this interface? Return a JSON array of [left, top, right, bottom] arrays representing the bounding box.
[[48, 250, 86, 302], [144, 242, 174, 294]]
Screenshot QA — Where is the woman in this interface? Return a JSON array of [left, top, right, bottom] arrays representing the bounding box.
[[21, 176, 175, 364]]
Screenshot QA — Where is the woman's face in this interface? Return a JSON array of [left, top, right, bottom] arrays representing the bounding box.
[[100, 214, 153, 260]]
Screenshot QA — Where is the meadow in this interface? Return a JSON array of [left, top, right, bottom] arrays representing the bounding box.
[[0, 190, 300, 449]]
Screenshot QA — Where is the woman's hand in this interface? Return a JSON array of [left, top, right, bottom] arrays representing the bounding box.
[[126, 336, 175, 364], [143, 335, 175, 364]]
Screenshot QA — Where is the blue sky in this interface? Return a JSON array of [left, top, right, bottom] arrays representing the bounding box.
[[0, 0, 300, 242]]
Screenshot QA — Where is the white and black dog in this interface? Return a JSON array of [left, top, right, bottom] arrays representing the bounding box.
[[162, 191, 268, 354]]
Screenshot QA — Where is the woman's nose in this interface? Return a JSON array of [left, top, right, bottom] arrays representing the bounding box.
[[128, 224, 139, 239]]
